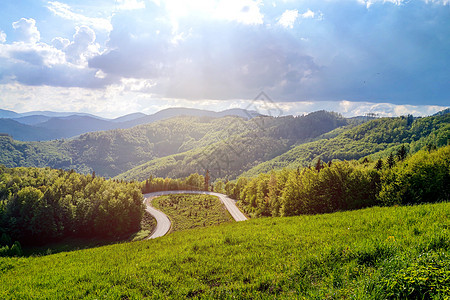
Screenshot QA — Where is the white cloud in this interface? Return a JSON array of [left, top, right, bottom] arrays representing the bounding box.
[[63, 26, 100, 65], [164, 0, 263, 30], [425, 0, 450, 4], [0, 20, 107, 88], [52, 37, 70, 50], [213, 0, 264, 25], [47, 1, 112, 32], [355, 0, 448, 8], [301, 9, 315, 19], [116, 0, 146, 10], [12, 18, 40, 44], [0, 41, 66, 67], [277, 9, 298, 28], [0, 31, 6, 43]]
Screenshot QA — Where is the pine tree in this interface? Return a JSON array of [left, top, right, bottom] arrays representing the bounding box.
[[387, 153, 395, 168], [426, 143, 436, 152], [315, 158, 323, 172], [375, 158, 383, 171], [397, 145, 407, 161]]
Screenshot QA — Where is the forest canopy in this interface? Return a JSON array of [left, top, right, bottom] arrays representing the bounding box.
[[0, 166, 144, 246]]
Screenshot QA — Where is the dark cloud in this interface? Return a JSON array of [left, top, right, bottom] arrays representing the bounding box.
[[85, 1, 449, 105], [0, 55, 111, 88]]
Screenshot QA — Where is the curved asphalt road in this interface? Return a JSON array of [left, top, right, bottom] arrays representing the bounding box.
[[143, 191, 247, 239]]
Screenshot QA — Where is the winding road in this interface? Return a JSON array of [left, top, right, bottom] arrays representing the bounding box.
[[143, 191, 247, 239]]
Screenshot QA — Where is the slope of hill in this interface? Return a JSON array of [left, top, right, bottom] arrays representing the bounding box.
[[0, 119, 61, 141], [120, 107, 262, 128], [242, 113, 450, 177], [0, 116, 251, 177], [111, 112, 147, 123], [0, 109, 21, 118], [34, 116, 118, 138], [1, 111, 448, 181], [0, 107, 263, 141], [115, 111, 348, 181], [1, 202, 448, 298], [11, 115, 51, 125], [0, 111, 348, 178], [19, 111, 104, 118]]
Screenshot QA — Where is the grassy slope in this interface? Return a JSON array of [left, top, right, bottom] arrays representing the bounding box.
[[1, 202, 449, 299], [153, 194, 233, 232], [243, 113, 450, 177]]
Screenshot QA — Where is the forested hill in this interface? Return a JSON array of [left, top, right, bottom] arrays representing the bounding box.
[[114, 111, 348, 181], [1, 111, 447, 182], [0, 116, 249, 177], [243, 112, 450, 177], [0, 111, 347, 179]]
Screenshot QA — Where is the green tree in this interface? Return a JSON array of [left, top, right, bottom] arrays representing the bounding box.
[[315, 158, 323, 172], [387, 153, 395, 168], [213, 180, 225, 194], [375, 158, 383, 171], [280, 171, 304, 216], [379, 146, 450, 205], [267, 171, 281, 217], [397, 145, 407, 161]]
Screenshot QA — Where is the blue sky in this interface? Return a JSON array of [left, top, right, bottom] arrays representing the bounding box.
[[0, 0, 448, 117]]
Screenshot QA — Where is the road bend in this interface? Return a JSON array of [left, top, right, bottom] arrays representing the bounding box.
[[143, 191, 247, 239]]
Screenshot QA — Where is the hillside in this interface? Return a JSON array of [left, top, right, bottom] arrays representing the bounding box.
[[0, 107, 263, 141], [243, 113, 450, 177], [115, 111, 348, 181], [119, 107, 262, 128], [11, 115, 51, 125], [0, 116, 247, 177], [1, 202, 448, 299], [2, 111, 447, 181], [0, 111, 348, 178], [0, 119, 62, 141], [0, 109, 21, 118]]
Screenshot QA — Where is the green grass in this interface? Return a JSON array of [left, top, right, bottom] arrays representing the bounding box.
[[152, 194, 233, 232], [0, 202, 449, 299]]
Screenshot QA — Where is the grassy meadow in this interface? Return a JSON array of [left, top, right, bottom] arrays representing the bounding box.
[[0, 202, 449, 299], [152, 194, 233, 232]]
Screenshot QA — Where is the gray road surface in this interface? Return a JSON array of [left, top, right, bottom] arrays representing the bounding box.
[[143, 191, 247, 239]]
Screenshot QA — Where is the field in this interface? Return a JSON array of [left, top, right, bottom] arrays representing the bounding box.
[[152, 194, 233, 232], [0, 202, 449, 299]]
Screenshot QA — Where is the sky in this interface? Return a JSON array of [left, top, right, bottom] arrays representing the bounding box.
[[0, 0, 449, 118]]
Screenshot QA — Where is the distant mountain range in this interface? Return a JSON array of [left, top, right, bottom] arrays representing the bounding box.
[[0, 107, 263, 141]]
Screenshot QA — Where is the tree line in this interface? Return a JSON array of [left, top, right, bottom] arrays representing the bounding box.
[[217, 144, 450, 217], [0, 167, 144, 248], [140, 171, 211, 194], [138, 143, 449, 218]]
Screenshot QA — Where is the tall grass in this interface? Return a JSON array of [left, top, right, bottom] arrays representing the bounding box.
[[0, 202, 448, 299]]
